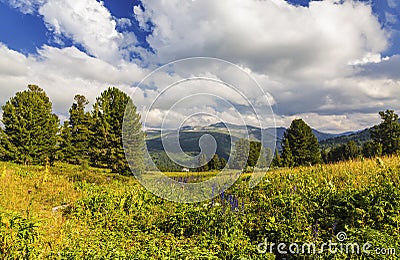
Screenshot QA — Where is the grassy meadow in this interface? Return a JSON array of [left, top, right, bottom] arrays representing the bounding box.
[[1, 157, 399, 259]]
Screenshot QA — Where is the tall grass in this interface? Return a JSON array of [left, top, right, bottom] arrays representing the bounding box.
[[1, 157, 399, 259]]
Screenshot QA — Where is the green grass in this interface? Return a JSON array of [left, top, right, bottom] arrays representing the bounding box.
[[1, 157, 399, 259]]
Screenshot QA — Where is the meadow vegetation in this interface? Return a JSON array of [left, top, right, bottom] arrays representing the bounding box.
[[1, 156, 399, 259]]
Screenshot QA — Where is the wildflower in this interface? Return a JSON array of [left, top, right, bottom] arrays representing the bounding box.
[[332, 222, 337, 233], [312, 220, 319, 240]]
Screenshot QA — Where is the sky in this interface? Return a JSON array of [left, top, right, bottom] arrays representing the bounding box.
[[0, 0, 399, 133]]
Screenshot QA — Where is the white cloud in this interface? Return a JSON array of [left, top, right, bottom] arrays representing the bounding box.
[[1, 0, 400, 133], [0, 43, 147, 119], [38, 0, 137, 64], [137, 0, 388, 80], [2, 0, 45, 14]]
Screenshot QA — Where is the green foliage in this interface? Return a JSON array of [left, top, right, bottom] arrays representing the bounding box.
[[149, 151, 182, 172], [362, 140, 383, 158], [281, 138, 294, 167], [1, 85, 59, 165], [0, 209, 40, 259], [197, 153, 209, 172], [1, 158, 400, 259], [60, 95, 92, 165], [207, 154, 221, 170], [247, 141, 261, 168], [230, 139, 264, 170], [272, 150, 282, 167], [230, 138, 250, 169], [281, 119, 322, 167], [325, 141, 361, 163], [371, 109, 400, 155], [91, 87, 144, 174]]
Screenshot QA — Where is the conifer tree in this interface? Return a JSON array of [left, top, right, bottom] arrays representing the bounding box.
[[1, 85, 59, 164], [61, 95, 91, 165], [208, 154, 221, 170], [281, 138, 294, 167], [371, 110, 400, 155], [281, 119, 322, 167], [91, 87, 144, 174], [231, 138, 250, 170]]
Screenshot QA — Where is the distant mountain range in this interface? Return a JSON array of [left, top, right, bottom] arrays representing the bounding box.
[[145, 122, 371, 158]]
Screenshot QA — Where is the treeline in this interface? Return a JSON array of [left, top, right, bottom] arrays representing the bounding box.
[[273, 110, 400, 167], [0, 85, 144, 175], [0, 84, 398, 173]]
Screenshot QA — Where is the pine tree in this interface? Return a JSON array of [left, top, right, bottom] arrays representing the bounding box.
[[344, 140, 360, 160], [1, 85, 59, 164], [272, 150, 282, 168], [371, 110, 400, 155], [281, 137, 294, 167], [219, 157, 227, 169], [61, 95, 91, 165], [59, 120, 73, 161], [362, 141, 382, 158], [197, 153, 209, 172], [282, 119, 322, 167], [208, 154, 221, 170], [231, 138, 250, 170], [123, 98, 145, 174], [91, 87, 144, 174], [247, 141, 261, 168]]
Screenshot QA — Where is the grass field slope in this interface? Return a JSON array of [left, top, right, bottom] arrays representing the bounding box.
[[1, 157, 399, 259]]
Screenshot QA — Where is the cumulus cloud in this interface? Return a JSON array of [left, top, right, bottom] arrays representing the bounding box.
[[1, 0, 45, 14], [137, 0, 387, 79], [125, 0, 400, 133], [38, 0, 135, 63], [0, 43, 147, 120], [1, 0, 400, 133]]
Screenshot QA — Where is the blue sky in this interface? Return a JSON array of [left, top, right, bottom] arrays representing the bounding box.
[[0, 0, 399, 133]]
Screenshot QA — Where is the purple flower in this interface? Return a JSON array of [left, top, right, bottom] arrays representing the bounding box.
[[312, 220, 319, 240]]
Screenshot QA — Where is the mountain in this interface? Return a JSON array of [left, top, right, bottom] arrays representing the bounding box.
[[319, 128, 372, 149], [145, 122, 356, 156]]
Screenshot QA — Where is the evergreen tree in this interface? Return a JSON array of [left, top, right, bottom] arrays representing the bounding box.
[[91, 87, 144, 174], [326, 141, 360, 163], [247, 141, 262, 168], [208, 154, 221, 170], [61, 95, 91, 165], [362, 140, 382, 158], [272, 150, 282, 167], [123, 98, 145, 174], [231, 138, 250, 170], [281, 138, 294, 167], [0, 128, 16, 161], [219, 157, 227, 169], [344, 140, 360, 160], [1, 85, 59, 164], [282, 119, 322, 167], [59, 120, 73, 161], [197, 153, 209, 172], [371, 110, 400, 155]]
